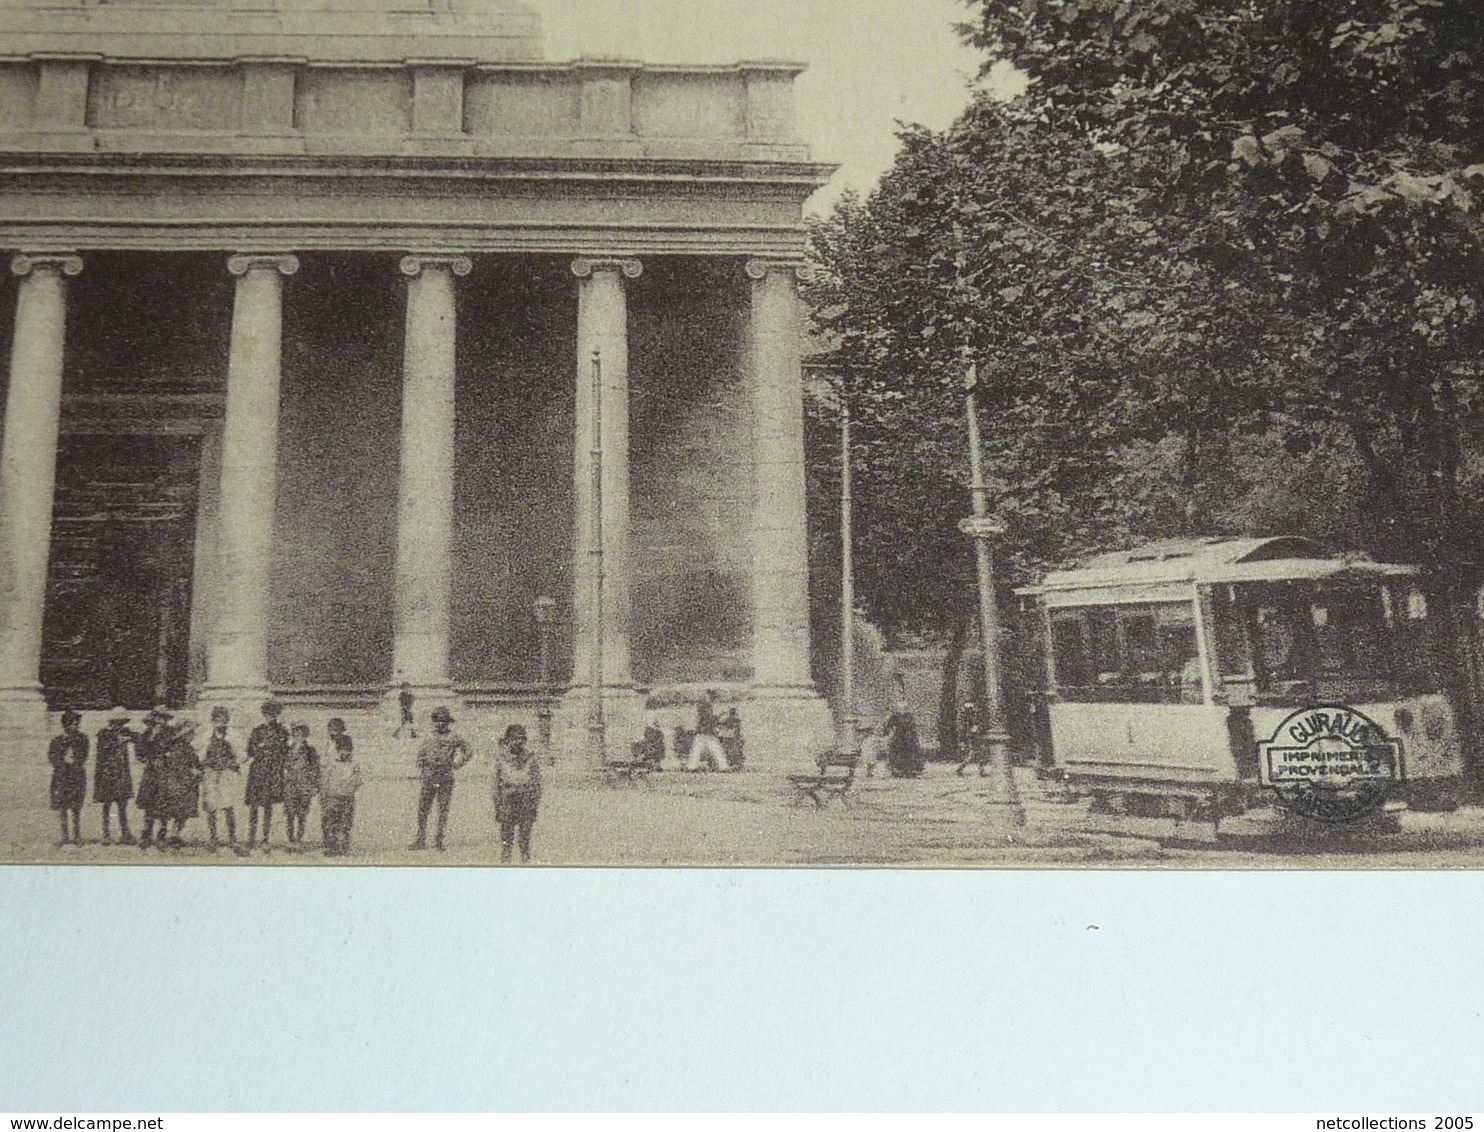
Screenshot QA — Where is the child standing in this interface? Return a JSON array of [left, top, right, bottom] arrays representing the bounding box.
[[134, 706, 172, 850], [93, 707, 136, 845], [282, 723, 320, 848], [200, 706, 245, 855], [860, 723, 888, 778], [244, 700, 287, 852], [319, 732, 362, 857], [493, 723, 542, 864], [48, 710, 88, 847], [160, 719, 203, 849]]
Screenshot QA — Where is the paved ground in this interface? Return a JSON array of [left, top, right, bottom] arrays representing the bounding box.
[[6, 760, 1484, 867]]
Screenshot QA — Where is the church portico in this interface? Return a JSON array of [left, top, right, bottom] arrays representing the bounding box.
[[0, 0, 836, 770]]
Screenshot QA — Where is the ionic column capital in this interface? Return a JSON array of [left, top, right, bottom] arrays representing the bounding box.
[[571, 256, 642, 280], [744, 257, 806, 282], [400, 254, 472, 278], [10, 253, 83, 278], [227, 253, 299, 277]]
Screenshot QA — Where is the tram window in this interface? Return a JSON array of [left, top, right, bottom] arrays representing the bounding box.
[[1049, 602, 1197, 703], [1051, 616, 1091, 688], [1210, 588, 1254, 679], [1313, 590, 1391, 679]]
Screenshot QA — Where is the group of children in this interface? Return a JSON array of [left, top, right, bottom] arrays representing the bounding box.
[[45, 699, 546, 862], [47, 700, 363, 856]]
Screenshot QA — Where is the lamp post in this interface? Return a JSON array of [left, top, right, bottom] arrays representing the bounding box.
[[587, 347, 607, 766], [960, 360, 1025, 830], [838, 383, 860, 751], [534, 593, 557, 760]]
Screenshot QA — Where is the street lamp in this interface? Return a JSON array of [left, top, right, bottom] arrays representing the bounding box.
[[838, 379, 860, 753], [533, 593, 557, 759], [587, 347, 607, 766], [961, 359, 1026, 830]]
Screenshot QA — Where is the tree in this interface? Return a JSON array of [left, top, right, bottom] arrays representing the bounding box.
[[806, 1, 1484, 776]]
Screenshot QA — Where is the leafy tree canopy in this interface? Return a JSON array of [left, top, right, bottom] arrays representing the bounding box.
[[807, 0, 1484, 647]]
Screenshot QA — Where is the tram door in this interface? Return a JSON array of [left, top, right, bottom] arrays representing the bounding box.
[[41, 434, 200, 711]]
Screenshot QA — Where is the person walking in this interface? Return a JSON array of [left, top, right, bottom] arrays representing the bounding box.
[[686, 688, 729, 771], [393, 681, 417, 739], [319, 732, 362, 857], [48, 710, 89, 847], [93, 706, 136, 845], [409, 705, 471, 852], [245, 700, 288, 852], [282, 723, 320, 848], [200, 707, 245, 855], [493, 724, 542, 864], [954, 698, 987, 777]]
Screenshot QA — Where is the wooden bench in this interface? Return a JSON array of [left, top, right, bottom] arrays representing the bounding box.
[[602, 756, 655, 785], [787, 751, 860, 808]]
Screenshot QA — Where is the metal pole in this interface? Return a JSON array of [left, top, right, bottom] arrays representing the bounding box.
[[589, 348, 607, 765], [534, 594, 556, 762], [963, 361, 1025, 828], [839, 388, 858, 752]]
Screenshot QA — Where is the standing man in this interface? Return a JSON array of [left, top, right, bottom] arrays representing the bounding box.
[[48, 710, 89, 847], [94, 706, 136, 845], [409, 705, 471, 852], [686, 688, 729, 771]]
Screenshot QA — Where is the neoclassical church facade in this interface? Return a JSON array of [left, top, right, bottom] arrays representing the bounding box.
[[0, 0, 835, 766]]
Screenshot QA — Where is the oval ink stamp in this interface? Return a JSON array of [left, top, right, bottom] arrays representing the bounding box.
[[1257, 704, 1405, 822]]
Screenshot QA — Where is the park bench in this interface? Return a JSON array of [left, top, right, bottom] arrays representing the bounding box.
[[786, 751, 860, 808], [602, 755, 655, 785], [603, 736, 666, 785]]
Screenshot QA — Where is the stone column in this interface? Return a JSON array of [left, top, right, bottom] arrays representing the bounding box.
[[743, 258, 833, 764], [0, 253, 82, 744], [559, 256, 644, 760], [388, 254, 470, 711], [186, 425, 223, 698], [202, 253, 297, 714]]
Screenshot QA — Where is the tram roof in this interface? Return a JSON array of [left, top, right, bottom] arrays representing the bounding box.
[[1017, 536, 1416, 605]]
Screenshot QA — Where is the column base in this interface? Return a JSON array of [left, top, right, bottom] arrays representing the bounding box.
[[743, 686, 836, 772], [0, 686, 52, 815], [554, 685, 647, 768], [0, 683, 50, 747]]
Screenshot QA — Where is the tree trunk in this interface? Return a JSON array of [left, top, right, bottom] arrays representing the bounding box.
[[937, 613, 968, 762]]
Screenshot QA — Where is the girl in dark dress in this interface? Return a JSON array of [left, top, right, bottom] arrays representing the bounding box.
[[161, 720, 203, 848], [93, 706, 136, 845], [48, 710, 88, 846], [245, 700, 288, 852], [134, 707, 173, 850]]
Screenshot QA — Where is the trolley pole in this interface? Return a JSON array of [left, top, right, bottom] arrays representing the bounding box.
[[589, 348, 607, 766], [961, 360, 1025, 830], [839, 388, 859, 752]]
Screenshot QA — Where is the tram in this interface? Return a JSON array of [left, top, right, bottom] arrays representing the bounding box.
[[1014, 536, 1469, 838]]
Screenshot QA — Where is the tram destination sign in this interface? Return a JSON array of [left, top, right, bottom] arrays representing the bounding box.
[[1257, 705, 1405, 822]]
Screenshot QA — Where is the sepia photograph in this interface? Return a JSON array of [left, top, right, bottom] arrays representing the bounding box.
[[2, 0, 1484, 869]]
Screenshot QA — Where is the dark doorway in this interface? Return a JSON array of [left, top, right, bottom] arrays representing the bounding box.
[[41, 434, 201, 710]]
